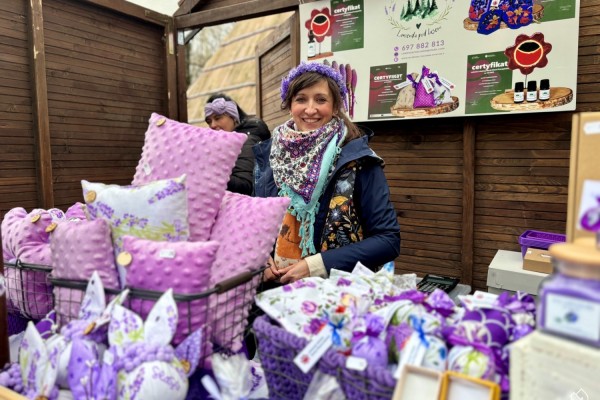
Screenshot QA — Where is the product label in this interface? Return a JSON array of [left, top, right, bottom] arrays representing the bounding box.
[[544, 293, 600, 342], [159, 248, 176, 259], [294, 324, 333, 373], [143, 163, 152, 176], [583, 122, 600, 135], [346, 356, 368, 371], [514, 92, 524, 103], [393, 80, 413, 91], [526, 91, 537, 102], [539, 89, 550, 100]]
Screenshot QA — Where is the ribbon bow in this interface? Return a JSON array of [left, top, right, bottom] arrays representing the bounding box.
[[204, 98, 239, 123], [409, 315, 430, 348], [324, 310, 346, 347]]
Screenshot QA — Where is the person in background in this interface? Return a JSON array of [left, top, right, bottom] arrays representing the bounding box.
[[205, 93, 270, 195], [255, 62, 401, 284]]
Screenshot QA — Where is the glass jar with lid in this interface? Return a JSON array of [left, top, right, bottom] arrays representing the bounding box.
[[537, 237, 600, 347]]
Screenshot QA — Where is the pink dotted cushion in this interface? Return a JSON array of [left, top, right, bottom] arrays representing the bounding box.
[[65, 202, 87, 220], [82, 174, 190, 287], [1, 207, 64, 319], [208, 192, 290, 349], [50, 218, 120, 327], [122, 235, 219, 345], [132, 113, 247, 242]]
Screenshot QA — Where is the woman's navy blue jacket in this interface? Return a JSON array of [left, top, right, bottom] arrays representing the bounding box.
[[253, 135, 401, 273]]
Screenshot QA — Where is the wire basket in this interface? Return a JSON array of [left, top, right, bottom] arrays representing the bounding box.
[[253, 315, 396, 400], [50, 267, 265, 365], [3, 261, 53, 320]]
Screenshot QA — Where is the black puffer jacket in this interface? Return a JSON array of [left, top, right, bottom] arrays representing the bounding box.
[[228, 117, 270, 195]]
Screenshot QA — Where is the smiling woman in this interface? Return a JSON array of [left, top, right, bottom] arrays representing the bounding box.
[[254, 61, 401, 285]]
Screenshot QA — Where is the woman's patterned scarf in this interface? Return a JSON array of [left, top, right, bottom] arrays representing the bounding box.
[[270, 117, 346, 256]]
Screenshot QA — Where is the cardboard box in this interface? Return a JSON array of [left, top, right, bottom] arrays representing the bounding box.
[[487, 250, 547, 296], [392, 365, 442, 400], [522, 248, 554, 274], [567, 113, 600, 242]]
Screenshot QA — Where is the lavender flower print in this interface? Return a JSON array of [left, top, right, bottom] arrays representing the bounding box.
[[301, 301, 318, 315], [304, 317, 327, 335]]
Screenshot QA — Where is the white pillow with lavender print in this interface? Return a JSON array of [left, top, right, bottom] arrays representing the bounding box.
[[81, 174, 189, 287]]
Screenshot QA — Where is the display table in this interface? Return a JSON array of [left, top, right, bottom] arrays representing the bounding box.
[[511, 330, 600, 400], [486, 250, 548, 296]]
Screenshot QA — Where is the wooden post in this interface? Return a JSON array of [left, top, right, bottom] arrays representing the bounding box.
[[29, 0, 54, 209], [461, 119, 476, 287], [0, 232, 9, 368]]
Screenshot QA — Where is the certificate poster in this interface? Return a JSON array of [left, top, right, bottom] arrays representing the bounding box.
[[299, 0, 580, 122]]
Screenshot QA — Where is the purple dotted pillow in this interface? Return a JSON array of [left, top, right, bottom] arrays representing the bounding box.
[[1, 207, 63, 319], [50, 218, 120, 326], [121, 235, 220, 344], [132, 113, 247, 242], [208, 192, 290, 349]]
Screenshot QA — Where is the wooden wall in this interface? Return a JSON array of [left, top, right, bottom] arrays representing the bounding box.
[[0, 0, 171, 217], [0, 1, 37, 213], [247, 2, 596, 292]]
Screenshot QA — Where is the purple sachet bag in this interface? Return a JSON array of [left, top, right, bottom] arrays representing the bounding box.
[[413, 66, 436, 108]]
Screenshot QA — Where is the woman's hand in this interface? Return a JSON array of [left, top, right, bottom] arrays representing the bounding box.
[[262, 256, 280, 282], [279, 259, 310, 284]]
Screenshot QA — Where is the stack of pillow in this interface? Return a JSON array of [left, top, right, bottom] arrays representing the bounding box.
[[2, 113, 289, 349]]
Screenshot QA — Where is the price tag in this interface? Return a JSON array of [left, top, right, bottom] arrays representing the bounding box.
[[346, 356, 368, 371], [437, 75, 455, 90], [293, 325, 333, 374], [159, 248, 176, 259], [393, 80, 413, 91]]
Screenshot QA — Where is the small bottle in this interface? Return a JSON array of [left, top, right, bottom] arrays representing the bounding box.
[[307, 30, 316, 58], [513, 82, 524, 103], [526, 80, 538, 102], [539, 79, 550, 101]]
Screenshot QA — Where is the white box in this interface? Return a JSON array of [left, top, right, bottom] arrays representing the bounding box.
[[486, 250, 547, 295], [511, 330, 600, 400]]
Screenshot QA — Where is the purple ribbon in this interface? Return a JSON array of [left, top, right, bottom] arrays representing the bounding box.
[[426, 71, 442, 87], [407, 73, 419, 89], [204, 98, 240, 123], [351, 313, 385, 343]]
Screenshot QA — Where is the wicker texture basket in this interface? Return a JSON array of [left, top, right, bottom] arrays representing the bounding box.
[[253, 315, 396, 400]]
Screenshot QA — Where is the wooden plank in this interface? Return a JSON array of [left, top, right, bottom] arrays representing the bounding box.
[[29, 0, 54, 208], [176, 0, 297, 28], [165, 20, 178, 119], [174, 0, 205, 16], [82, 0, 170, 25], [462, 120, 475, 286], [176, 41, 188, 122]]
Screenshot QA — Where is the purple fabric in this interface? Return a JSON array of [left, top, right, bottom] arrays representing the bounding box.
[[385, 322, 412, 363], [68, 338, 117, 400], [424, 289, 455, 318], [204, 98, 240, 123], [413, 66, 436, 108], [385, 289, 425, 304], [456, 308, 514, 349], [351, 314, 387, 367]]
